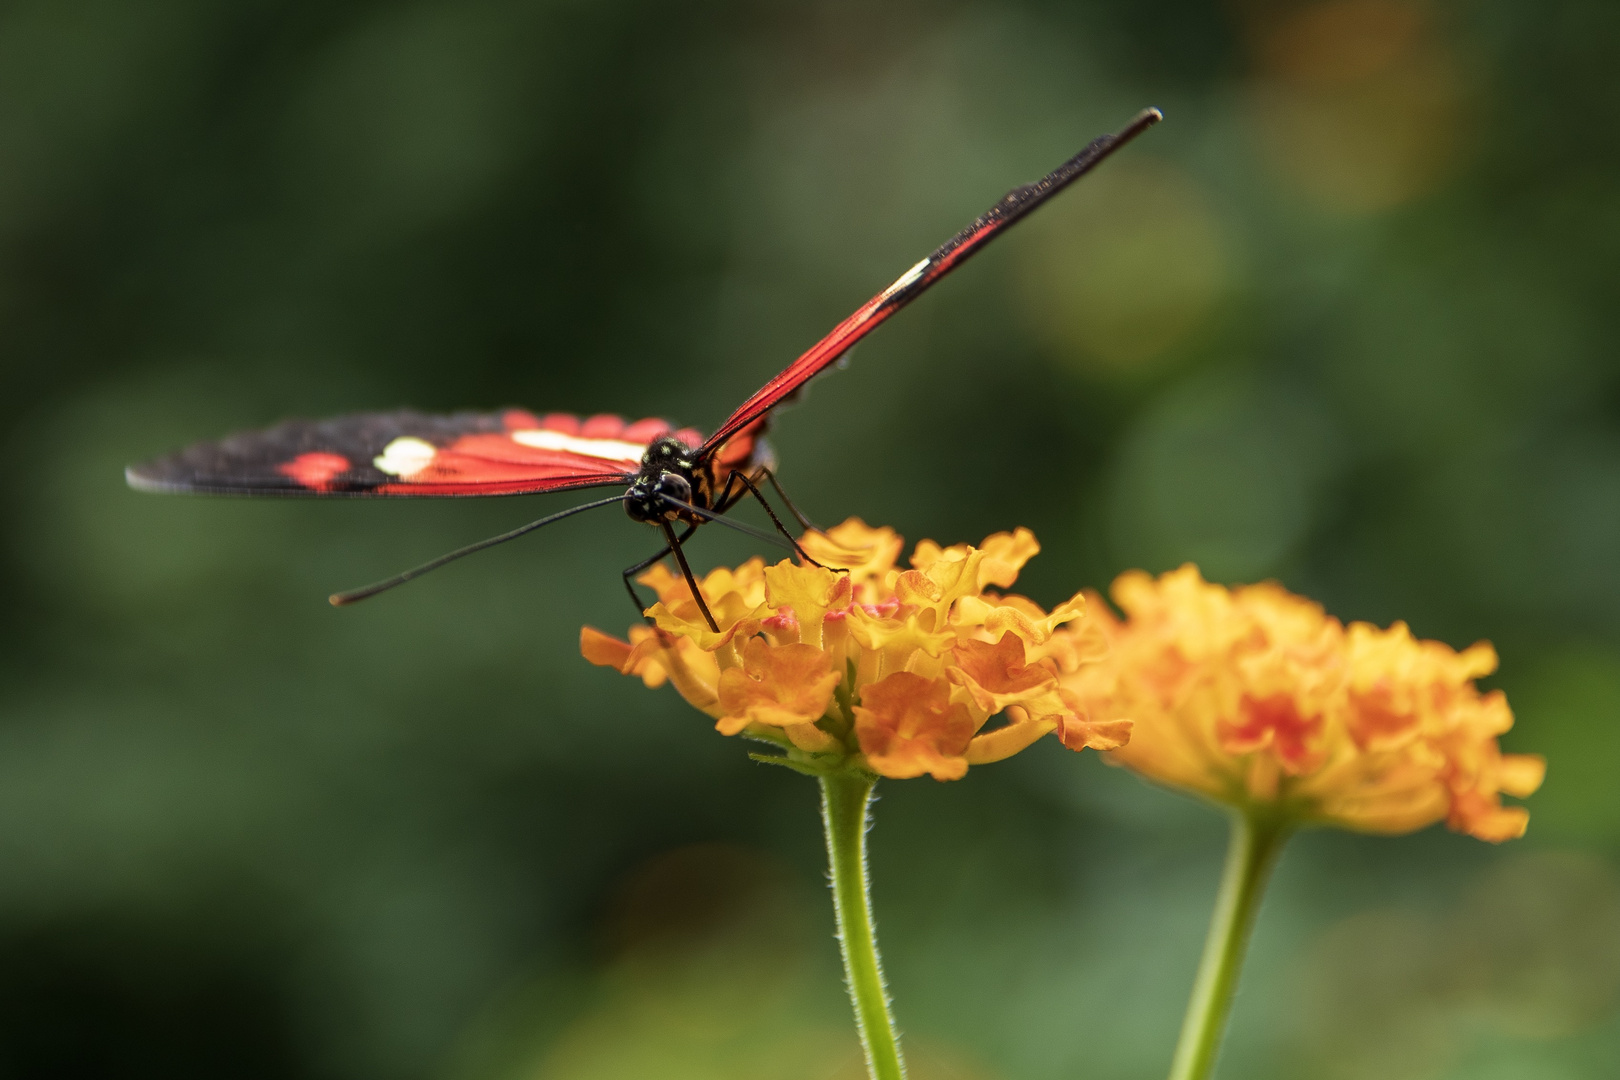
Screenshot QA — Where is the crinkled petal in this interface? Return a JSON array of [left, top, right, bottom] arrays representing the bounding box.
[[972, 528, 1040, 589], [633, 564, 693, 607], [1061, 715, 1133, 752], [898, 542, 989, 624], [582, 624, 722, 714], [1036, 609, 1111, 673], [764, 563, 849, 651], [908, 539, 969, 575], [948, 632, 1058, 715], [799, 519, 904, 603], [637, 558, 769, 609], [647, 589, 768, 652], [580, 625, 650, 680], [1035, 692, 1134, 752], [915, 546, 988, 612], [1448, 795, 1530, 842], [847, 605, 956, 675], [581, 625, 726, 711], [854, 672, 975, 781], [955, 591, 1087, 646], [716, 638, 841, 735], [1498, 753, 1546, 798]]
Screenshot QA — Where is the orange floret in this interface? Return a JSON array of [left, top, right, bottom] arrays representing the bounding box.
[[582, 519, 1122, 780], [1056, 565, 1543, 841]]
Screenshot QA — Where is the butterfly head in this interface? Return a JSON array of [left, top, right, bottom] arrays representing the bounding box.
[[625, 435, 710, 525]]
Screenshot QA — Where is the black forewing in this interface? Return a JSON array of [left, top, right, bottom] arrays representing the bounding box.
[[127, 409, 528, 497], [698, 108, 1163, 459]]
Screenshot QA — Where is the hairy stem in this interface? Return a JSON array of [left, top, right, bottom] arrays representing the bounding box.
[[821, 772, 906, 1080]]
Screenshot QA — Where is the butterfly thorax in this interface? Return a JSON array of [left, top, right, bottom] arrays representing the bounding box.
[[625, 436, 713, 525]]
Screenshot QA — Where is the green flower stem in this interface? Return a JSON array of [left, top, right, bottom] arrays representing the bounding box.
[[820, 772, 906, 1080], [1167, 808, 1291, 1080]]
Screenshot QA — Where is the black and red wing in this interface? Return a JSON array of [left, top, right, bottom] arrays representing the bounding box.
[[127, 111, 1155, 501], [126, 410, 704, 497], [699, 108, 1162, 459]]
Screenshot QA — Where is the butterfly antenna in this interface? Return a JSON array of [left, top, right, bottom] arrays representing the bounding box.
[[663, 491, 846, 574], [329, 492, 630, 606], [659, 495, 799, 553]]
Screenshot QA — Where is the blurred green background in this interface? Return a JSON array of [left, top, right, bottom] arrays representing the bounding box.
[[1, 0, 1616, 1077]]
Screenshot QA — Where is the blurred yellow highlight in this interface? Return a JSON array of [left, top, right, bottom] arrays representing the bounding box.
[[1245, 0, 1470, 213], [1018, 158, 1231, 374]]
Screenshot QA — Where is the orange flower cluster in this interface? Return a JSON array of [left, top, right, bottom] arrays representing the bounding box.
[[582, 519, 1129, 780], [1058, 566, 1544, 841]]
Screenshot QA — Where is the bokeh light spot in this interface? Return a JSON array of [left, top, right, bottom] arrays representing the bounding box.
[[1244, 0, 1470, 213], [1017, 157, 1231, 374], [1256, 0, 1425, 85]]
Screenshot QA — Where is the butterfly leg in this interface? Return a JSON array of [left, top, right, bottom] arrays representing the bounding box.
[[660, 520, 719, 632], [758, 467, 819, 532], [723, 469, 831, 569], [622, 546, 670, 625], [709, 469, 747, 514], [621, 524, 697, 625]]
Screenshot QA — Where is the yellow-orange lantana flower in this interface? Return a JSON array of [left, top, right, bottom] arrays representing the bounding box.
[[581, 519, 1129, 780], [1057, 565, 1544, 842]]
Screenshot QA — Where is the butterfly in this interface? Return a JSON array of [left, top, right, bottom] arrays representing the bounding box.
[[128, 108, 1161, 628]]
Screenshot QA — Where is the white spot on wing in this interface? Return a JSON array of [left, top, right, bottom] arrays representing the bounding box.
[[373, 436, 437, 477], [510, 428, 647, 463], [878, 258, 930, 301]]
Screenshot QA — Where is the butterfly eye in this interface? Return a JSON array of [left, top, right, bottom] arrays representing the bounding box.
[[657, 473, 693, 504]]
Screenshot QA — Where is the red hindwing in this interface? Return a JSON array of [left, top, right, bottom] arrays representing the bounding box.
[[126, 409, 752, 497]]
